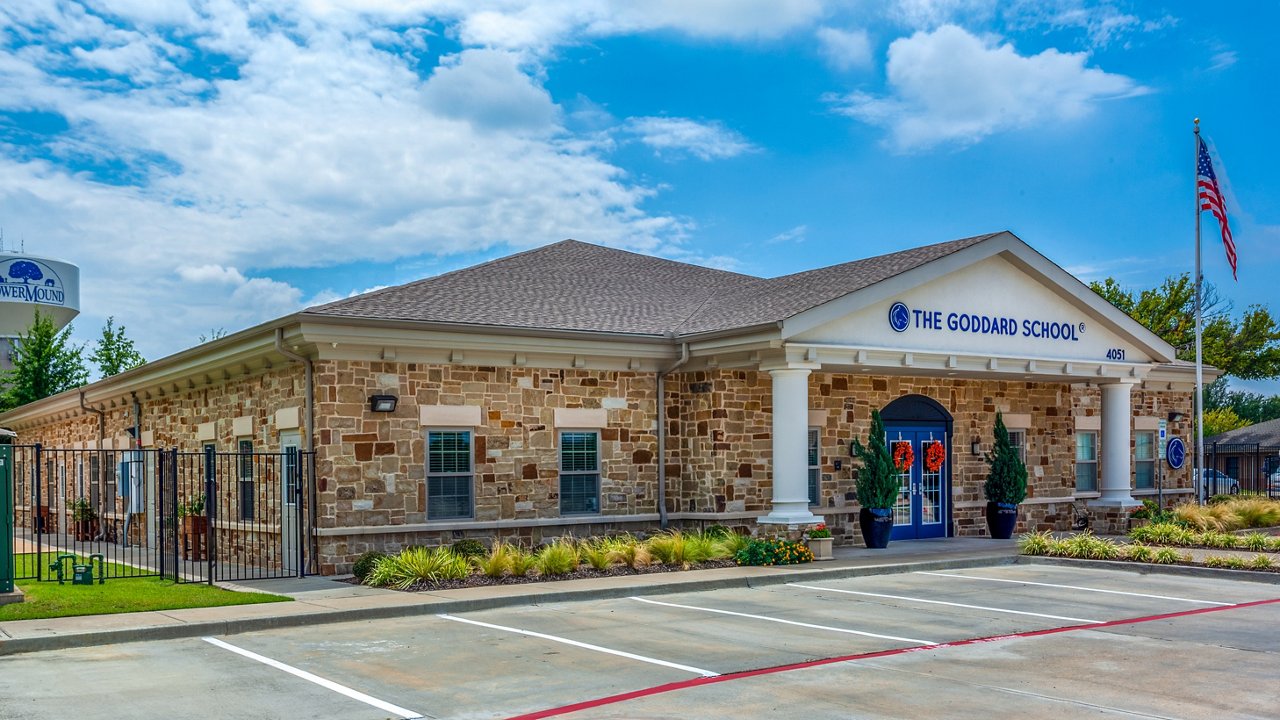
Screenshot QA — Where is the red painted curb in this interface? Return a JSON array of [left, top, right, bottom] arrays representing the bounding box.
[[506, 596, 1280, 719]]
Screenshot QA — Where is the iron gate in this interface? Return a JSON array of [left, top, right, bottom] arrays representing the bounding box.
[[1205, 443, 1280, 500], [168, 447, 313, 584], [6, 444, 313, 584]]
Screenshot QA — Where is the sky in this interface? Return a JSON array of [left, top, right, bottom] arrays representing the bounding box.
[[0, 1, 1276, 393]]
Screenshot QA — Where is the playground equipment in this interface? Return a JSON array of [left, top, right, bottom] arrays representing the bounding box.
[[49, 553, 105, 585]]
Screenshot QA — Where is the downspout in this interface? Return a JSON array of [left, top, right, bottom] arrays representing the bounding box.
[[275, 328, 317, 573], [80, 390, 106, 516], [657, 341, 689, 530]]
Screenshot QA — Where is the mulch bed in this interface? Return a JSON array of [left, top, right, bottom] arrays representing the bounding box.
[[345, 558, 740, 592]]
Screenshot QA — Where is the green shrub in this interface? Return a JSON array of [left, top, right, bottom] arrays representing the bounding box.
[[474, 543, 515, 578], [365, 546, 472, 589], [602, 535, 651, 569], [1018, 531, 1054, 556], [984, 412, 1027, 505], [352, 551, 387, 581], [1123, 544, 1154, 562], [1269, 537, 1280, 553], [1130, 523, 1195, 546], [1151, 547, 1184, 565], [535, 539, 580, 576], [1249, 554, 1274, 570], [1240, 532, 1271, 552], [715, 531, 750, 557], [1057, 532, 1119, 560], [1203, 555, 1247, 569], [703, 524, 733, 539], [579, 540, 614, 571], [451, 538, 488, 559], [1200, 531, 1239, 550], [851, 410, 902, 510], [1131, 499, 1177, 525], [508, 545, 538, 576], [648, 532, 710, 566], [684, 533, 728, 563], [734, 538, 814, 566]]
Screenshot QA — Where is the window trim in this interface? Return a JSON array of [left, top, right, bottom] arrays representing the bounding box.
[[559, 428, 601, 516], [426, 427, 475, 521], [1134, 430, 1155, 490], [1075, 431, 1098, 492], [237, 437, 254, 521]]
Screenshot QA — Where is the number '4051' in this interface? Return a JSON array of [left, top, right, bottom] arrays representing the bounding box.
[[1105, 348, 1126, 360]]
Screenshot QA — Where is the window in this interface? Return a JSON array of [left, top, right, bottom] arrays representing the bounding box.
[[560, 430, 600, 515], [238, 439, 254, 521], [1007, 429, 1027, 465], [1135, 431, 1155, 490], [1075, 432, 1098, 492], [808, 428, 820, 506], [427, 430, 474, 520]]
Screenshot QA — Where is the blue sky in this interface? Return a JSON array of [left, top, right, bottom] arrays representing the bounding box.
[[0, 1, 1276, 392]]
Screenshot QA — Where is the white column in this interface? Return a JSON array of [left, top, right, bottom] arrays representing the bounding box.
[[759, 367, 821, 527], [1095, 381, 1140, 508]]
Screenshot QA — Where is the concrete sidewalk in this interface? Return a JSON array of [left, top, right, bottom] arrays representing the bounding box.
[[0, 538, 1019, 656]]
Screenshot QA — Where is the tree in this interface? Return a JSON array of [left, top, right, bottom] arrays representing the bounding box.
[[850, 410, 901, 510], [90, 316, 145, 377], [1204, 377, 1280, 426], [1090, 273, 1280, 380], [8, 260, 43, 284], [198, 327, 227, 343], [1204, 407, 1249, 438], [984, 412, 1027, 505], [1, 310, 88, 411]]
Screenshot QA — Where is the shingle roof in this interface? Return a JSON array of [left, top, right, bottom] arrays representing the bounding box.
[[1207, 418, 1280, 446], [305, 233, 1003, 336]]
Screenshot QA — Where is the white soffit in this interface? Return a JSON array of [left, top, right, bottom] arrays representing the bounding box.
[[553, 407, 608, 429], [420, 405, 482, 427], [781, 233, 1175, 364]]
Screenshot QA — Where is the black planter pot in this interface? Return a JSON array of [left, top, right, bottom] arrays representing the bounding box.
[[986, 501, 1019, 539], [859, 507, 894, 549]]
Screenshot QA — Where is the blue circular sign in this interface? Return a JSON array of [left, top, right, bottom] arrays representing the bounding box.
[[1166, 437, 1186, 470], [888, 302, 910, 333]]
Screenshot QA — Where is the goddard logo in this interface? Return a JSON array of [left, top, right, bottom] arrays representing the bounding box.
[[888, 302, 911, 332]]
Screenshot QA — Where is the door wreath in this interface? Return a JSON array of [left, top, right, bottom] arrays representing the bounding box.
[[924, 440, 946, 473], [892, 441, 914, 473]]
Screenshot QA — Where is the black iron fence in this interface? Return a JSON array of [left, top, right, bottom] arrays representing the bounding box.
[[1204, 443, 1280, 500], [7, 444, 313, 584]]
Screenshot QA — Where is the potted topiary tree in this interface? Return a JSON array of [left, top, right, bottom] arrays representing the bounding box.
[[984, 412, 1027, 539], [851, 409, 901, 549], [71, 497, 97, 542]]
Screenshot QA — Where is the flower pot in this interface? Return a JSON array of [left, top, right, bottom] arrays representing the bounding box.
[[73, 520, 96, 542], [807, 537, 834, 561], [181, 515, 209, 560], [986, 501, 1018, 539], [859, 507, 893, 549]]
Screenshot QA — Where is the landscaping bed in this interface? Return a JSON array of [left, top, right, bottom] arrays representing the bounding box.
[[0, 553, 290, 622], [356, 530, 816, 592]]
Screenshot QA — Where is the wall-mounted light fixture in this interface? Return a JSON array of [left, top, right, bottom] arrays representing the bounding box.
[[1167, 411, 1185, 422], [971, 439, 981, 456], [368, 394, 398, 413]]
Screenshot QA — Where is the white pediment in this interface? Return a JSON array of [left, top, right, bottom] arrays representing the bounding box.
[[785, 240, 1174, 365]]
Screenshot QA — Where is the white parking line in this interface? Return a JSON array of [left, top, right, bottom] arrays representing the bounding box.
[[202, 636, 424, 719], [436, 613, 720, 677], [916, 571, 1234, 606], [787, 583, 1103, 624], [628, 596, 937, 646]]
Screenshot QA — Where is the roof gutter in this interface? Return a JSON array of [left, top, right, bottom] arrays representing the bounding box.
[[275, 328, 317, 574], [656, 341, 689, 530]]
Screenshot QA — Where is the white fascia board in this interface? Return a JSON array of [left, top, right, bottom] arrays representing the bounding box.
[[789, 342, 1154, 382], [299, 321, 678, 362], [780, 232, 1176, 363]]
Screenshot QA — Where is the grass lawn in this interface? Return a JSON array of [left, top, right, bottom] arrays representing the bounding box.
[[1, 553, 290, 622]]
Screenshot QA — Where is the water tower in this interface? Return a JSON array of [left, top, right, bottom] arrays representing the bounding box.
[[0, 252, 80, 371]]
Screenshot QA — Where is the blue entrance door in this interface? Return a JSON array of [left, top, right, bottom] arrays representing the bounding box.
[[885, 425, 948, 541]]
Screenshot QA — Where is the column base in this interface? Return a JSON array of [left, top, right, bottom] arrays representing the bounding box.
[[758, 508, 823, 530], [1087, 497, 1143, 510]]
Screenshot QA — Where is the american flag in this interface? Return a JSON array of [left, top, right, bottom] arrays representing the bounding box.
[[1197, 136, 1236, 279]]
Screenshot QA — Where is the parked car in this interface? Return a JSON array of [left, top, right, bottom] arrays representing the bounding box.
[[1195, 469, 1239, 496]]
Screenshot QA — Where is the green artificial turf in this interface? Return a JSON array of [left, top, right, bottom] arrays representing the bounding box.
[[1, 553, 290, 621]]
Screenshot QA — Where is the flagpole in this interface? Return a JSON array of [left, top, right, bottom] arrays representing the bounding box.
[[1194, 118, 1205, 503]]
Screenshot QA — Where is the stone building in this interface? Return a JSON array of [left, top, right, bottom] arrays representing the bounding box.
[[0, 232, 1209, 574]]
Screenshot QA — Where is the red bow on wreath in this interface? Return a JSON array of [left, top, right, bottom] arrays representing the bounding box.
[[892, 441, 914, 472], [924, 440, 945, 473]]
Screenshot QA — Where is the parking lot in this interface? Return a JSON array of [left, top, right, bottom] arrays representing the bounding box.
[[2, 563, 1278, 719]]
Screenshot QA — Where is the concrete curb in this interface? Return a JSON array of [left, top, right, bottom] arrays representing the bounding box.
[[1019, 555, 1280, 585], [0, 553, 1016, 656]]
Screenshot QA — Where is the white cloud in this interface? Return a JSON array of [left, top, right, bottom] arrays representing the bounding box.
[[767, 225, 808, 244], [829, 25, 1146, 151], [624, 117, 757, 160], [816, 27, 872, 71], [1209, 49, 1237, 72], [176, 265, 248, 284], [889, 0, 1175, 49]]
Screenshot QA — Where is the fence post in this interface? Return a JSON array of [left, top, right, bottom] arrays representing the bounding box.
[[204, 445, 215, 586], [33, 443, 41, 580]]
